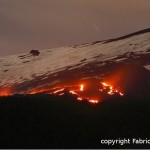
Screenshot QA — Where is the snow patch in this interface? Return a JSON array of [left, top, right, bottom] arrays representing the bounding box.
[[144, 65, 150, 71]]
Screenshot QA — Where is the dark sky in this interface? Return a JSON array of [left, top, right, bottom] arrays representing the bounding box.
[[0, 0, 150, 56]]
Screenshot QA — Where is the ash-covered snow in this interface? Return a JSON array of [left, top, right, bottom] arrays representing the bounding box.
[[0, 31, 150, 86]]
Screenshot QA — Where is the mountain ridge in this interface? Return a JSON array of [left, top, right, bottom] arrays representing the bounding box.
[[104, 28, 150, 43], [0, 28, 150, 97]]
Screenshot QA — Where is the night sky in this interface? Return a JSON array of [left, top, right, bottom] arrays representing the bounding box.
[[0, 0, 150, 56]]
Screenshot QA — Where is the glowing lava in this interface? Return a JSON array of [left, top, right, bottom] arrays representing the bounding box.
[[80, 84, 84, 91], [100, 82, 124, 96], [15, 78, 125, 104], [77, 97, 83, 101], [45, 83, 99, 104], [0, 87, 12, 96], [53, 88, 65, 94], [69, 90, 78, 95], [24, 79, 125, 104], [88, 99, 99, 104]]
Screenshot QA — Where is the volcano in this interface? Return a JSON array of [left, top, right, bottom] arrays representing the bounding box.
[[0, 28, 150, 101], [0, 28, 150, 149]]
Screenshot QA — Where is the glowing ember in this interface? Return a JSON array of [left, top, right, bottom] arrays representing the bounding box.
[[80, 84, 84, 91], [59, 93, 64, 96], [77, 97, 83, 101], [88, 99, 99, 104], [100, 82, 124, 96], [101, 82, 108, 87], [69, 90, 78, 95], [53, 88, 64, 94], [119, 92, 124, 96]]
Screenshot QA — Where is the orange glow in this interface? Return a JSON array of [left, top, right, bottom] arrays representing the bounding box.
[[25, 77, 124, 104], [119, 92, 124, 96], [27, 89, 46, 94], [88, 99, 99, 104], [59, 93, 64, 96], [101, 82, 108, 87], [0, 66, 127, 104], [69, 90, 78, 95], [100, 82, 124, 96], [80, 84, 84, 91], [77, 97, 83, 101], [53, 88, 64, 94], [0, 87, 12, 96]]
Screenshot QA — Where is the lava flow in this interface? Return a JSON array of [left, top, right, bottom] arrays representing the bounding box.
[[48, 84, 99, 104], [25, 80, 124, 104], [100, 82, 124, 96], [0, 79, 124, 104]]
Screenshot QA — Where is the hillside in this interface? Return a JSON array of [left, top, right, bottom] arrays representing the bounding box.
[[0, 28, 150, 99]]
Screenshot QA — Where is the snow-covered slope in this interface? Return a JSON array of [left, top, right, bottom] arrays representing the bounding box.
[[0, 28, 150, 94]]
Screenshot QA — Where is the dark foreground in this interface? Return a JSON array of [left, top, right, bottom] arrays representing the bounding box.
[[0, 94, 150, 149]]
